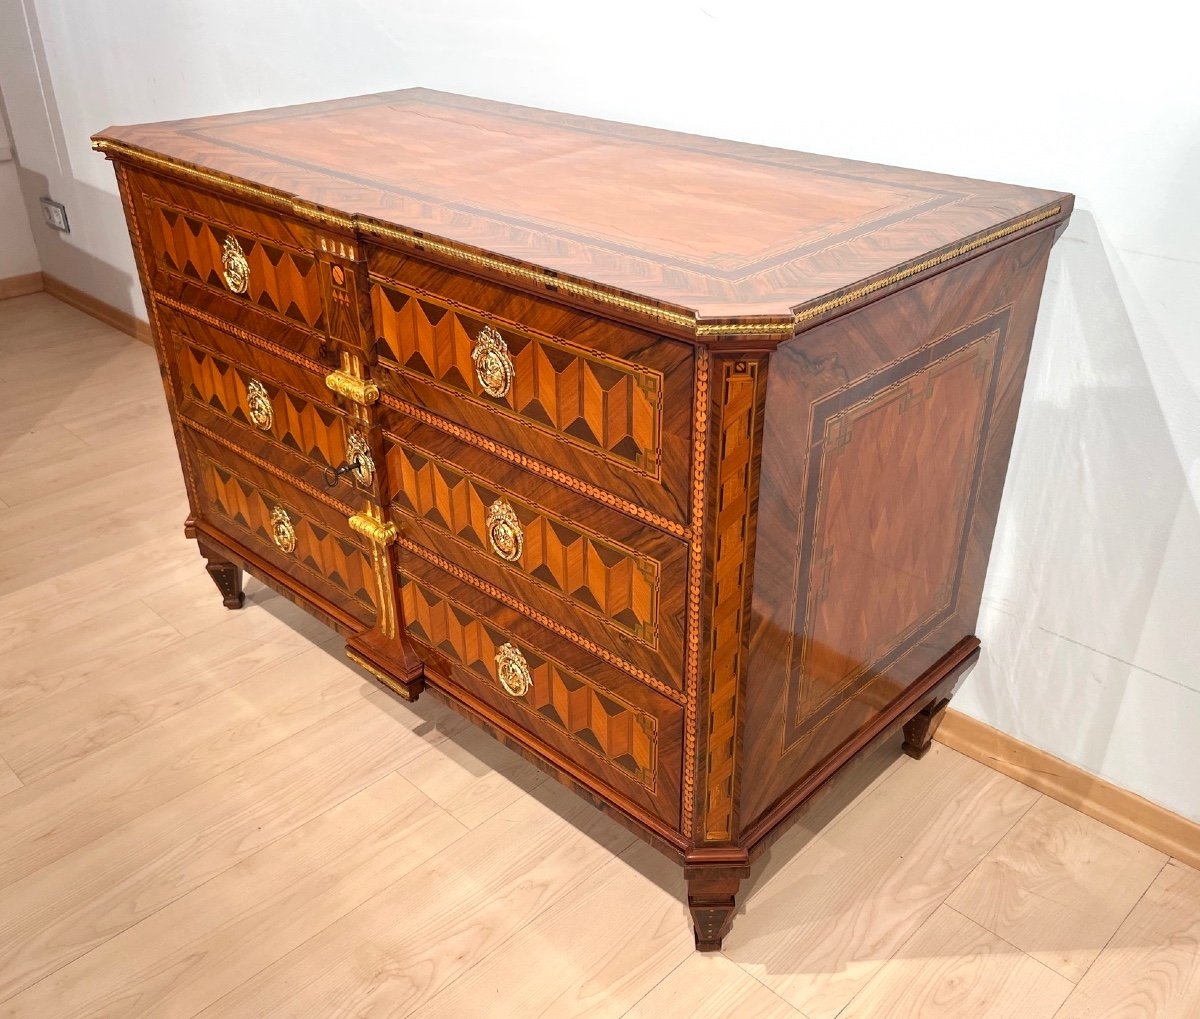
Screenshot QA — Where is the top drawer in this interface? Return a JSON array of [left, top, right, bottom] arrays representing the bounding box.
[[124, 170, 345, 363], [367, 249, 695, 527]]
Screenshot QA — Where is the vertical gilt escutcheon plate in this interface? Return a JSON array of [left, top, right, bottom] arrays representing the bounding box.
[[347, 431, 375, 485], [220, 235, 250, 294], [472, 325, 514, 398]]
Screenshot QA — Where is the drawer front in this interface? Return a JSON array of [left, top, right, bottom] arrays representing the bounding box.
[[184, 427, 378, 627], [382, 411, 687, 693], [399, 557, 682, 828], [368, 249, 694, 527], [128, 170, 336, 362], [162, 305, 370, 497]]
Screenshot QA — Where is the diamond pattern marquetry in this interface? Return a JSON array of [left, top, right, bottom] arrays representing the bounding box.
[[175, 338, 346, 468], [194, 452, 375, 613], [150, 202, 325, 331], [399, 574, 657, 787], [372, 283, 661, 474], [388, 440, 659, 644]]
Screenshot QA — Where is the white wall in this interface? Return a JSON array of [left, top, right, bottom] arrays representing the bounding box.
[[0, 114, 40, 280], [1, 0, 1195, 819]]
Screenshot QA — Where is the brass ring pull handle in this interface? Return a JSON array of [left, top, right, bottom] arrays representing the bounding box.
[[221, 235, 250, 294], [496, 642, 532, 698], [471, 325, 514, 398], [486, 498, 523, 562], [270, 506, 296, 553], [245, 378, 273, 431]]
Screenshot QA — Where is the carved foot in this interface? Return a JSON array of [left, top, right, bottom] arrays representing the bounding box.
[[902, 696, 950, 760], [686, 870, 744, 951], [204, 558, 245, 610]]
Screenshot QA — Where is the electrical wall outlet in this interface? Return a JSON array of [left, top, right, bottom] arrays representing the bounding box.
[[40, 197, 70, 233]]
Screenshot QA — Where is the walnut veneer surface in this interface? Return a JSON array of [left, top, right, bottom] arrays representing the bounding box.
[[94, 88, 1073, 948]]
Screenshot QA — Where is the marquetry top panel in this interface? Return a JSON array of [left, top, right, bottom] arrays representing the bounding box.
[[95, 89, 1071, 323]]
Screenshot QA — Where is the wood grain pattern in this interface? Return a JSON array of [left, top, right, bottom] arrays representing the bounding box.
[[1056, 860, 1200, 1018], [741, 228, 1059, 832], [1, 290, 1190, 1017], [387, 434, 662, 646], [0, 773, 465, 1019], [373, 278, 662, 474], [937, 708, 1200, 871], [0, 756, 20, 797], [189, 783, 635, 1018], [724, 745, 1040, 1019], [399, 571, 660, 792], [948, 795, 1168, 981], [94, 90, 1073, 950], [839, 904, 1074, 1018], [407, 842, 694, 1018], [95, 89, 1070, 323], [625, 952, 802, 1019], [186, 432, 376, 623], [372, 249, 695, 526], [0, 272, 43, 301]]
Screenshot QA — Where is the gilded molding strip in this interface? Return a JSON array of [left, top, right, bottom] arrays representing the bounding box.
[[100, 140, 1062, 342], [788, 205, 1063, 328], [394, 533, 687, 706], [346, 649, 416, 701], [380, 399, 689, 540], [348, 512, 398, 546], [153, 294, 329, 376], [362, 219, 700, 331], [325, 369, 380, 406], [682, 349, 711, 834], [92, 139, 356, 231]]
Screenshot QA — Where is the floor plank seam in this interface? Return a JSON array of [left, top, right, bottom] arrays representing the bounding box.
[[941, 900, 1078, 983], [0, 711, 424, 1007], [3, 628, 313, 790], [727, 955, 814, 1019], [403, 847, 637, 1019], [1048, 855, 1172, 1018]]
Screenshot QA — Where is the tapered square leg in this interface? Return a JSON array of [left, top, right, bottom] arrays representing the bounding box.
[[902, 696, 950, 759], [687, 874, 741, 950], [198, 537, 244, 607]]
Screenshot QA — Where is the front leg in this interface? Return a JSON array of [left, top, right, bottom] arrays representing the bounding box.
[[902, 697, 950, 759], [684, 852, 751, 951], [198, 540, 245, 610]]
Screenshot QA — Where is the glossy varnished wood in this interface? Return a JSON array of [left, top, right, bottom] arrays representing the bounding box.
[[95, 92, 1074, 949], [95, 89, 1069, 325], [5, 293, 1197, 1016]]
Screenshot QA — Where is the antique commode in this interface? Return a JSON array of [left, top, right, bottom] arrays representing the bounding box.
[[94, 90, 1071, 948]]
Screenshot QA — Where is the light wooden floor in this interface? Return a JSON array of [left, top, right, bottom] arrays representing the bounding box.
[[1, 291, 1197, 1019]]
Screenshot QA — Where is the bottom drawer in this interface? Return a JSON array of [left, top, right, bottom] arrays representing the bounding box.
[[185, 426, 378, 627], [398, 556, 683, 831]]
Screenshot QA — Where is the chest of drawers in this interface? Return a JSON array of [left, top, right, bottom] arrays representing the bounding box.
[[95, 89, 1071, 949]]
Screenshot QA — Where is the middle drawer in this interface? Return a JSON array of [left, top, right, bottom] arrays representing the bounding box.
[[162, 304, 372, 500], [383, 410, 688, 695]]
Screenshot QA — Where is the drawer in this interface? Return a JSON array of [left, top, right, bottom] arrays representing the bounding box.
[[368, 248, 695, 527], [381, 412, 687, 694], [162, 305, 371, 499], [127, 169, 340, 363], [184, 426, 378, 627], [398, 556, 683, 829]]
